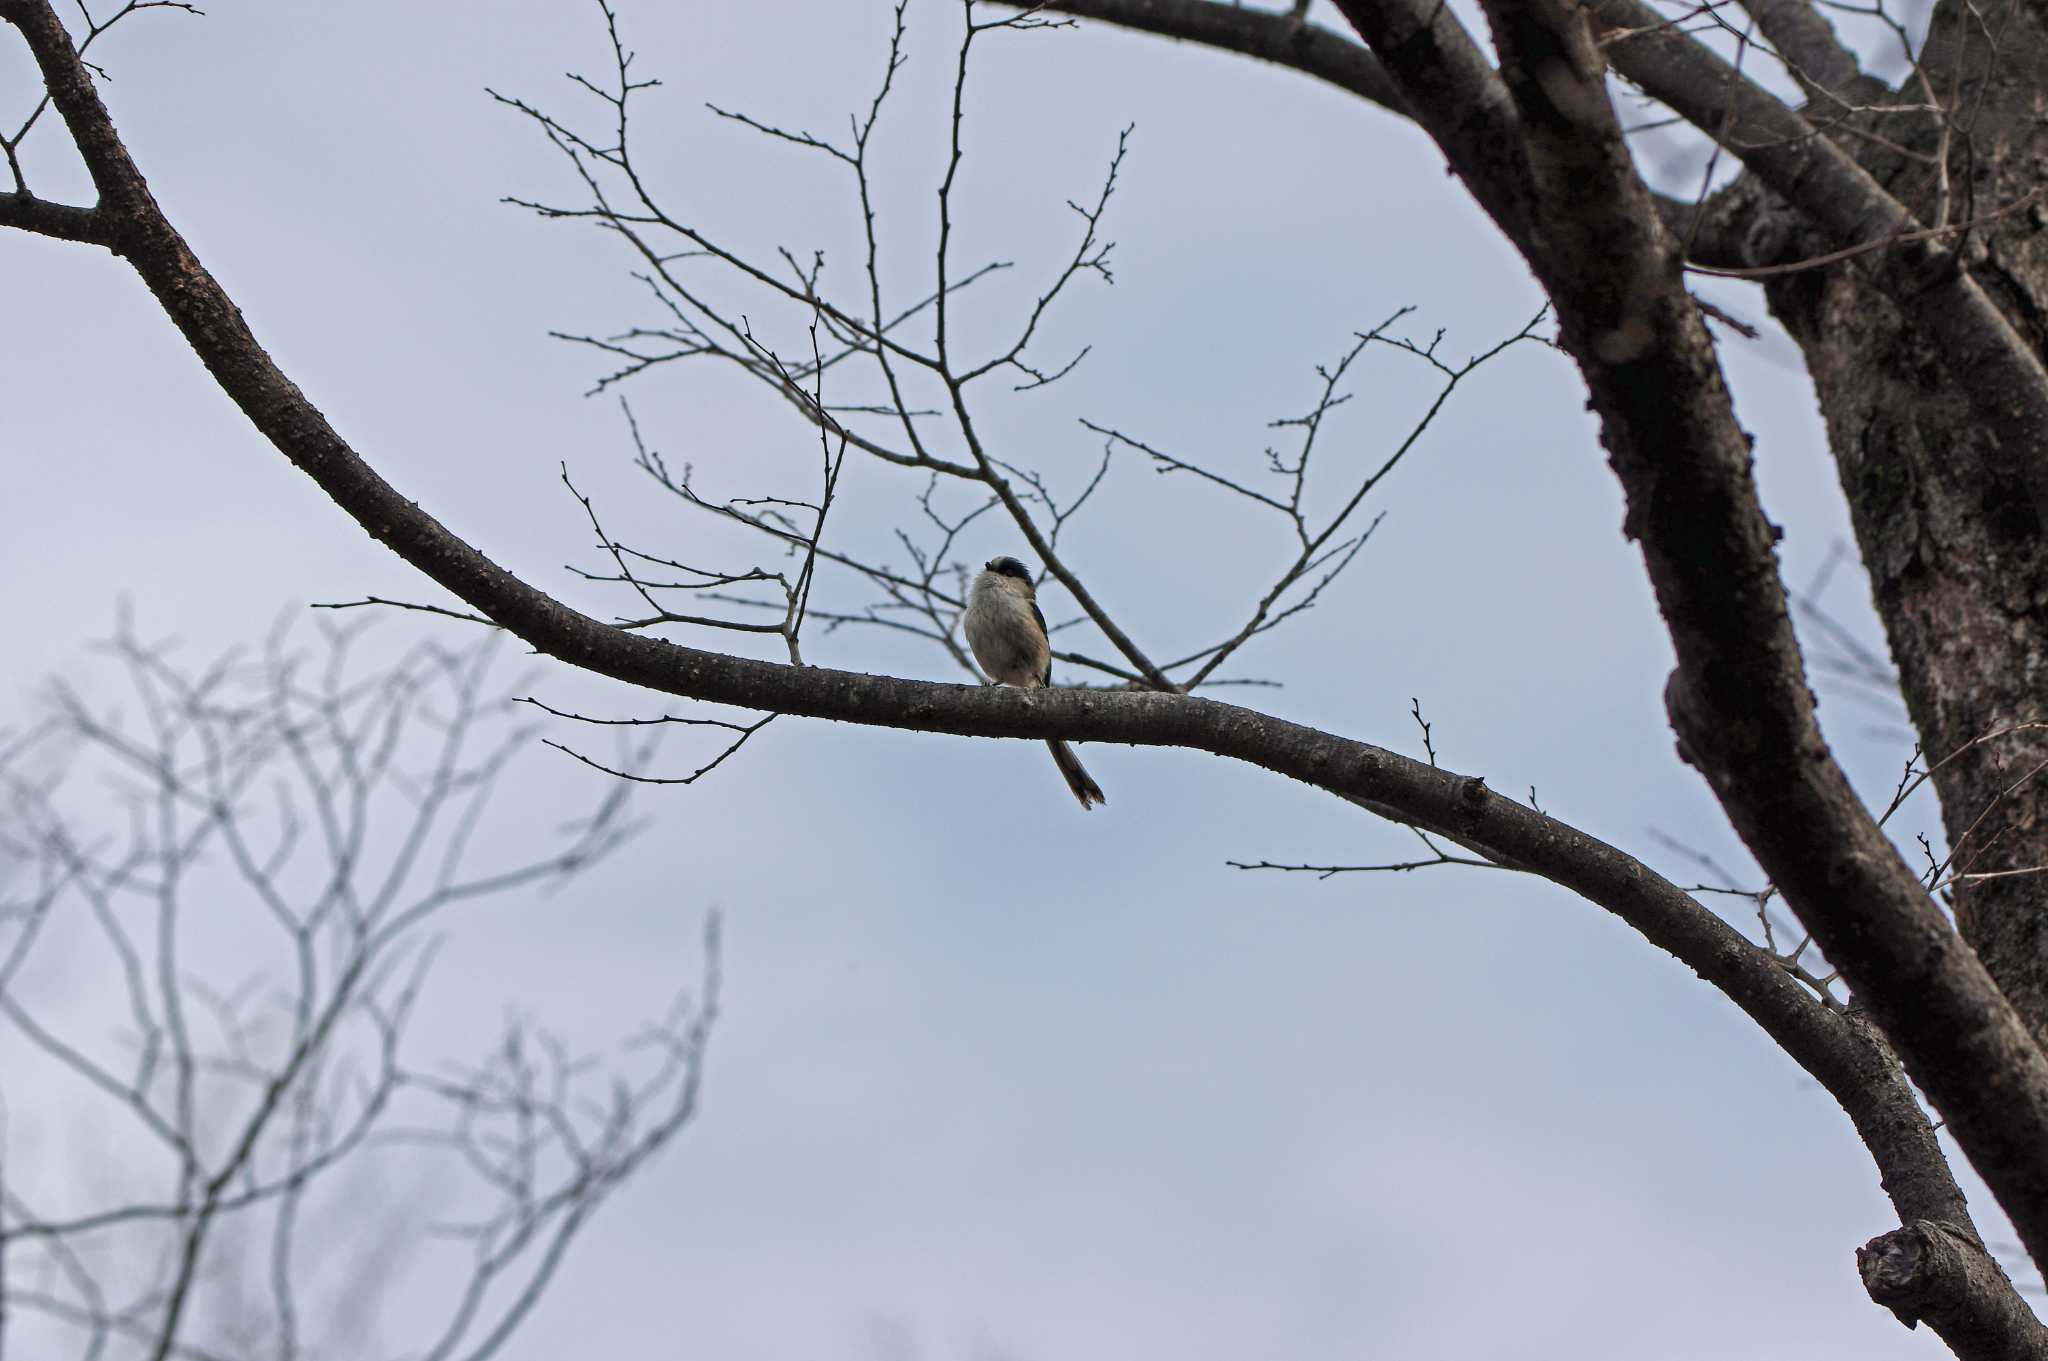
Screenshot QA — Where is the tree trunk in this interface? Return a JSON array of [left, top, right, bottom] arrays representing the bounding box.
[[1727, 3, 2048, 1046]]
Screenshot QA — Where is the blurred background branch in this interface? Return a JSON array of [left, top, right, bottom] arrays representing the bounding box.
[[0, 617, 717, 1361]]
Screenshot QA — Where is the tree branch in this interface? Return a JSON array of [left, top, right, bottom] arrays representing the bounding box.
[[1738, 0, 1867, 98], [0, 190, 107, 244], [1014, 0, 2048, 521], [1321, 0, 2048, 1345], [1591, 0, 2048, 521], [1019, 0, 1408, 114], [1860, 1219, 2048, 1348]]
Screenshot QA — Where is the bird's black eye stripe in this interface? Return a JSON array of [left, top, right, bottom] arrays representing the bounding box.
[[987, 556, 1033, 582]]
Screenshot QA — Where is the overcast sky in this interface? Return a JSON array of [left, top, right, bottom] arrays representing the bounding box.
[[0, 1, 1999, 1357]]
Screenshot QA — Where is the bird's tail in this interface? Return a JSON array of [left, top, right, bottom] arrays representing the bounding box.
[[1047, 739, 1106, 810]]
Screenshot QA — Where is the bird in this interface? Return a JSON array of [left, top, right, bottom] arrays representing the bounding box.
[[963, 555, 1107, 809]]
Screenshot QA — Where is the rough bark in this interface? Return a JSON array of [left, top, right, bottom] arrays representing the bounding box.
[[0, 189, 108, 243], [1862, 1220, 2048, 1355], [1322, 0, 2048, 1281], [1589, 0, 2048, 531], [1601, 0, 2048, 1120], [1747, 6, 2048, 1066], [1569, 0, 2048, 1064]]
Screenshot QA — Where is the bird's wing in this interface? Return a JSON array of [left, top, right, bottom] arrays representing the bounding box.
[[1031, 599, 1053, 686]]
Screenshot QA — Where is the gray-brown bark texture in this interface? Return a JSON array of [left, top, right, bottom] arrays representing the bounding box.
[[1743, 13, 2048, 1054], [1577, 0, 2048, 1060], [1342, 5, 2048, 1350]]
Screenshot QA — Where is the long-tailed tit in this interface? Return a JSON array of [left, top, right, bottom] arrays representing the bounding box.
[[963, 555, 1107, 809]]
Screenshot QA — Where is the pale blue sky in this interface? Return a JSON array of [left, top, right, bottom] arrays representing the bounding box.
[[1, 1, 1981, 1357]]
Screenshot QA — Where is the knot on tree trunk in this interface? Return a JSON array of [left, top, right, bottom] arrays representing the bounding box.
[[1857, 1219, 2048, 1356], [1860, 1219, 1968, 1328]]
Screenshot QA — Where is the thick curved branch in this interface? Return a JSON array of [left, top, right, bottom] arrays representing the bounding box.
[[1738, 0, 1866, 97], [1023, 0, 1407, 114], [991, 1, 1760, 304], [1325, 0, 2048, 1345], [1586, 0, 1936, 246], [1009, 0, 1535, 237], [1591, 0, 2048, 520]]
